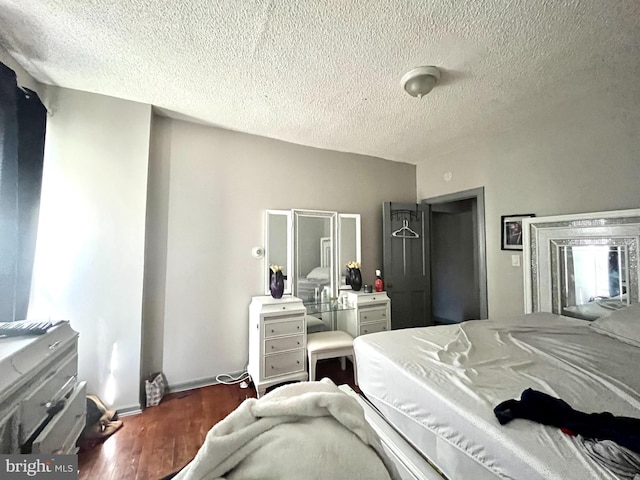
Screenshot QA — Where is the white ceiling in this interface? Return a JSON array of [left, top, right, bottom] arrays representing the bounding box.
[[1, 0, 639, 165]]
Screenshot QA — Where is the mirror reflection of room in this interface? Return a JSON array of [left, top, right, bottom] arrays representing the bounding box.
[[295, 214, 333, 304], [559, 245, 628, 320]]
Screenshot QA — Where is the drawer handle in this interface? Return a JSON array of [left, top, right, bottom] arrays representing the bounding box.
[[382, 313, 386, 317], [49, 341, 61, 350], [363, 316, 368, 320], [271, 365, 274, 369], [271, 329, 275, 333], [296, 326, 300, 329], [271, 346, 274, 349], [297, 341, 300, 345], [364, 330, 368, 333], [42, 374, 77, 409], [296, 360, 300, 364]]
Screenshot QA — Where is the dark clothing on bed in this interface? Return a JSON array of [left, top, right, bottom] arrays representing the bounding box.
[[494, 388, 640, 454]]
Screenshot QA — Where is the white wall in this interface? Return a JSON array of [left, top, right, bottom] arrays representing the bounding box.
[[149, 117, 416, 389], [416, 93, 640, 318], [29, 87, 151, 412]]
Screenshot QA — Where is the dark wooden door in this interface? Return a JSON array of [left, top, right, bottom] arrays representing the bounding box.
[[382, 202, 432, 329]]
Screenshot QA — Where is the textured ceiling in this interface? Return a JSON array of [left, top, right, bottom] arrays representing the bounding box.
[[1, 0, 639, 164]]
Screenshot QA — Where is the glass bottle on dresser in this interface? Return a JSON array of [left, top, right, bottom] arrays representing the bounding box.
[[375, 269, 384, 292]]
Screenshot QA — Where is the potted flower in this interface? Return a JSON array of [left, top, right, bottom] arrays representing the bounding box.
[[346, 261, 362, 291], [270, 265, 285, 299]]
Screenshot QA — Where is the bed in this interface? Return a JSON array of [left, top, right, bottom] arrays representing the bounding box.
[[354, 310, 640, 480], [353, 208, 640, 480]]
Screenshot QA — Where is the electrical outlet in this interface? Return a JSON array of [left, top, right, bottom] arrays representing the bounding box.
[[511, 255, 521, 267]]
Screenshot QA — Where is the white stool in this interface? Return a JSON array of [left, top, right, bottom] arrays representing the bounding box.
[[306, 330, 357, 385]]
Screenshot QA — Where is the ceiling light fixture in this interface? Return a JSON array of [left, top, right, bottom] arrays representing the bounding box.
[[401, 66, 440, 99]]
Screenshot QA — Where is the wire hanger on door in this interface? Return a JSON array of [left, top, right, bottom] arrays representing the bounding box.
[[391, 219, 420, 238]]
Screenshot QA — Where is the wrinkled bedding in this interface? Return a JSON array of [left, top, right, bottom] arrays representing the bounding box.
[[354, 313, 640, 480]]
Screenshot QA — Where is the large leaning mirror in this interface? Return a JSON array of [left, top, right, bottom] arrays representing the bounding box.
[[523, 208, 640, 320], [264, 210, 292, 295]]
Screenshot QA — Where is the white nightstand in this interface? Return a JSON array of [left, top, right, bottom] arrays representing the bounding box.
[[337, 291, 391, 337], [248, 295, 308, 397]]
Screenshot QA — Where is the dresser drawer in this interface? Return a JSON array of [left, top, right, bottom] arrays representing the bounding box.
[[359, 321, 388, 336], [20, 353, 78, 443], [265, 335, 304, 354], [32, 381, 86, 455], [358, 307, 388, 324], [10, 325, 77, 381], [264, 350, 305, 378], [264, 317, 305, 338], [0, 406, 19, 454]]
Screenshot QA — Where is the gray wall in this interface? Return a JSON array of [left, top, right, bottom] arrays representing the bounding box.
[[416, 94, 640, 319], [148, 117, 416, 389]]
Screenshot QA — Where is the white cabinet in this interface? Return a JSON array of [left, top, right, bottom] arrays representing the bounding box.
[[248, 296, 308, 397], [0, 322, 86, 454], [337, 291, 391, 337]]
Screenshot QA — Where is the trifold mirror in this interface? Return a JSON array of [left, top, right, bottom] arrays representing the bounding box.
[[523, 208, 640, 321], [264, 209, 361, 303]]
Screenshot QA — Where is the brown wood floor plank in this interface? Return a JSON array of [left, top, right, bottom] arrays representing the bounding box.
[[78, 359, 355, 479]]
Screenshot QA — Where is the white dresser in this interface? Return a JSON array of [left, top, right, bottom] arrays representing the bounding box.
[[0, 322, 86, 454], [248, 296, 308, 397], [337, 291, 391, 337]]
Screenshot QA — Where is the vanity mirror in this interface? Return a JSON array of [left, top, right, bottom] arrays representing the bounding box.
[[264, 210, 292, 295], [263, 208, 361, 332], [338, 214, 362, 289], [293, 210, 337, 304], [523, 208, 640, 320]]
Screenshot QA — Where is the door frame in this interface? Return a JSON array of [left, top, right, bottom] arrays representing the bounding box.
[[422, 187, 488, 319]]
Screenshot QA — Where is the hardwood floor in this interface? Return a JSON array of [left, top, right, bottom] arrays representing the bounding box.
[[78, 359, 359, 480]]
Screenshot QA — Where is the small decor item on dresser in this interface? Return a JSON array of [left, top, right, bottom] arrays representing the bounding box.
[[346, 261, 363, 291], [375, 269, 384, 292], [363, 284, 373, 293], [270, 265, 285, 299]]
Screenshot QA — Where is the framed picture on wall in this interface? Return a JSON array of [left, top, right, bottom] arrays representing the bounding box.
[[501, 214, 535, 251]]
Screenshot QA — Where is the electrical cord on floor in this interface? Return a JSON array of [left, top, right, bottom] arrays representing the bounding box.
[[216, 371, 251, 388]]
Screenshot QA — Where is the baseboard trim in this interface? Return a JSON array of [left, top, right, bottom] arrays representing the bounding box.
[[117, 404, 143, 417], [167, 370, 248, 394]]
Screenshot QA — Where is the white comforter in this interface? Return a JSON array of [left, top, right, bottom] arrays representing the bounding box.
[[174, 378, 399, 480]]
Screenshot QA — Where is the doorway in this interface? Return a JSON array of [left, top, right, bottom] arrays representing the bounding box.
[[383, 188, 487, 328], [425, 188, 487, 324]]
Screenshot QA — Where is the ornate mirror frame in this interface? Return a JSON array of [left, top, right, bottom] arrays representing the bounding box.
[[523, 208, 640, 317]]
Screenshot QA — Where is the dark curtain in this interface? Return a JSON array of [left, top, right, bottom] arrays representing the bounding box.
[[0, 63, 46, 322]]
